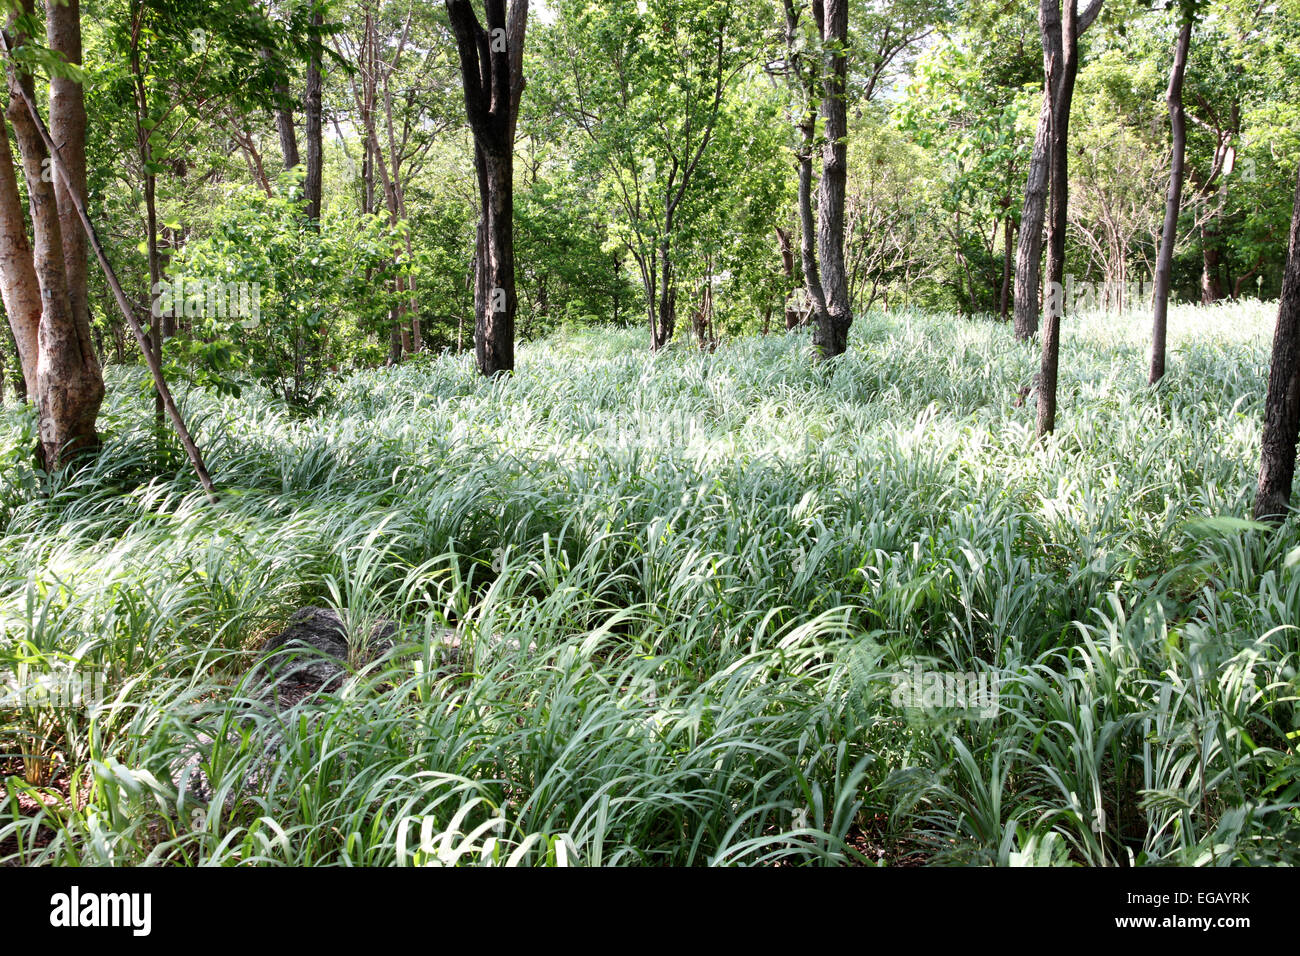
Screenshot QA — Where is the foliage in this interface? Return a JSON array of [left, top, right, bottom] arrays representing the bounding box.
[[2, 302, 1297, 865], [166, 175, 407, 408]]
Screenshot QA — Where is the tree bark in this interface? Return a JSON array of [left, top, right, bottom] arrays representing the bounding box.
[[782, 0, 829, 339], [304, 5, 324, 223], [1200, 222, 1226, 302], [2, 6, 103, 467], [46, 0, 91, 350], [270, 42, 300, 172], [1254, 162, 1300, 521], [1000, 215, 1014, 319], [1014, 0, 1103, 341], [1036, 0, 1079, 438], [811, 0, 851, 359], [776, 225, 799, 330], [1150, 17, 1192, 386], [1014, 92, 1051, 340], [447, 0, 527, 376], [0, 114, 40, 401]]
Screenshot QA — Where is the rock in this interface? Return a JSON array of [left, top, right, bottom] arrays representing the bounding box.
[[172, 608, 397, 810], [257, 607, 398, 692], [171, 725, 282, 811], [169, 609, 533, 811]]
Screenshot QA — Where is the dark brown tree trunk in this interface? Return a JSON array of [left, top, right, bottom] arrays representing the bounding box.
[[1254, 162, 1300, 521], [1000, 215, 1014, 319], [811, 0, 851, 359], [447, 0, 527, 376], [653, 236, 674, 350], [1200, 222, 1226, 303], [304, 6, 324, 223], [1014, 92, 1051, 340], [271, 42, 300, 173], [1036, 0, 1079, 438], [1150, 17, 1193, 386], [1014, 0, 1103, 342]]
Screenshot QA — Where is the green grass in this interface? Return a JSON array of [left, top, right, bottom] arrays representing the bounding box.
[[1, 300, 1298, 865]]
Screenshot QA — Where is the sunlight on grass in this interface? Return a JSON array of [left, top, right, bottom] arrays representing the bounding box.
[[1, 301, 1297, 866]]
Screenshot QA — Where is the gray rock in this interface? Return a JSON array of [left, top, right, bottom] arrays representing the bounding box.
[[258, 607, 398, 691], [171, 725, 282, 811]]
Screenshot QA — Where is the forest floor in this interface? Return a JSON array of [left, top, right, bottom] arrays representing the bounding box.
[[1, 301, 1298, 865]]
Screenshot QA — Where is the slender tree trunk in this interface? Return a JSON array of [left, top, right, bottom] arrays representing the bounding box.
[[0, 116, 40, 401], [776, 226, 799, 330], [811, 0, 851, 359], [1200, 221, 1225, 303], [271, 43, 300, 172], [783, 0, 828, 336], [304, 6, 324, 223], [1014, 0, 1103, 341], [654, 233, 674, 350], [796, 114, 828, 330], [1000, 215, 1014, 319], [446, 0, 527, 376], [1036, 0, 1079, 438], [1254, 162, 1300, 521], [1150, 17, 1192, 386]]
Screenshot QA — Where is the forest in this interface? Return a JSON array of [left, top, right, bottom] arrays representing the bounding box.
[[0, 0, 1298, 870]]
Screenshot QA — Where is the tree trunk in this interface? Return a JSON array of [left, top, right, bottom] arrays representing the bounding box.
[[1000, 215, 1014, 319], [1014, 0, 1103, 342], [1200, 221, 1226, 303], [811, 0, 851, 359], [1036, 0, 1079, 438], [270, 41, 300, 173], [1254, 162, 1300, 521], [776, 226, 799, 330], [1150, 17, 1192, 386], [0, 116, 40, 401], [1014, 92, 1051, 340], [653, 236, 674, 350], [304, 6, 324, 222], [46, 0, 91, 351], [2, 6, 103, 467], [447, 0, 527, 376], [783, 0, 828, 337]]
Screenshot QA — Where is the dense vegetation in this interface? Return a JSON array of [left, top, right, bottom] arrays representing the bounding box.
[[3, 303, 1298, 865], [2, 0, 1300, 868]]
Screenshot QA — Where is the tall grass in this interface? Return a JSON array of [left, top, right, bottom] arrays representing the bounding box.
[[1, 299, 1297, 865]]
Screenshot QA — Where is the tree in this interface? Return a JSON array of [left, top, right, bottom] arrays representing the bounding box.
[[1253, 161, 1300, 521], [1011, 0, 1101, 341], [1034, 0, 1079, 438], [0, 0, 104, 468], [304, 2, 324, 223], [810, 0, 851, 357], [777, 0, 851, 357], [897, 11, 1038, 316], [542, 0, 747, 352], [1149, 4, 1196, 385], [445, 0, 527, 376], [337, 1, 458, 360]]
